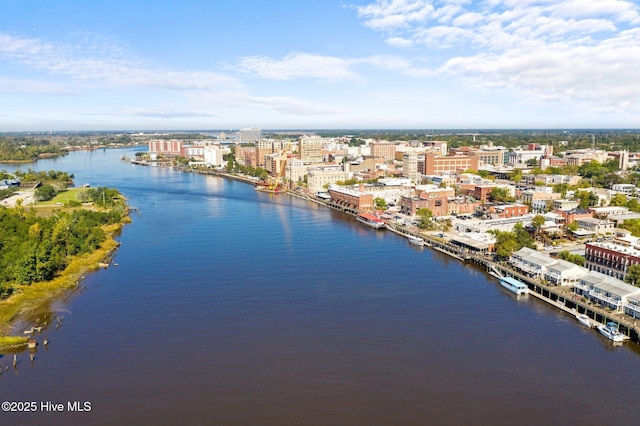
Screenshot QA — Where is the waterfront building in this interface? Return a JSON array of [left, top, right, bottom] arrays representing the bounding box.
[[256, 139, 286, 168], [149, 139, 183, 155], [307, 167, 347, 194], [509, 247, 589, 286], [573, 271, 640, 313], [284, 159, 307, 188], [203, 145, 225, 167], [327, 184, 374, 213], [236, 128, 262, 144], [264, 152, 288, 178]]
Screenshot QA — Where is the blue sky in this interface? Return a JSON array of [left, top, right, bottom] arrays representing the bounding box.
[[1, 0, 639, 131]]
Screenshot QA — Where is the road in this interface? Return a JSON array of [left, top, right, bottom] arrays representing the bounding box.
[[0, 189, 35, 208]]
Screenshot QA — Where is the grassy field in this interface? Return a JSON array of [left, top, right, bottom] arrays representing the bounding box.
[[36, 187, 88, 206]]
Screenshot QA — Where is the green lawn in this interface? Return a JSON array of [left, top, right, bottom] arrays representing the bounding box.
[[37, 188, 88, 206]]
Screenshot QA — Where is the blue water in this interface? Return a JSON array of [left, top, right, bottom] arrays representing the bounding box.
[[1, 149, 640, 425]]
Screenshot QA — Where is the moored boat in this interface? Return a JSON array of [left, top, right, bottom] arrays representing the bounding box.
[[499, 276, 529, 295], [576, 313, 594, 328], [408, 236, 425, 246], [597, 322, 627, 342], [357, 213, 385, 230]]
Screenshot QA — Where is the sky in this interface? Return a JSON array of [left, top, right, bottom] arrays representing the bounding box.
[[0, 0, 639, 131]]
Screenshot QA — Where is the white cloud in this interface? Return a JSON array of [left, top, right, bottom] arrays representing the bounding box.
[[0, 33, 243, 93], [356, 0, 640, 115], [357, 0, 434, 30], [387, 36, 414, 47], [237, 53, 361, 82]]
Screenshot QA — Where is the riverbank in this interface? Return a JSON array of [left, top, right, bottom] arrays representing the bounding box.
[[0, 221, 126, 347]]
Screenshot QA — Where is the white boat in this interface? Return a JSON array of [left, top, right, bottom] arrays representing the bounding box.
[[597, 322, 627, 342], [357, 213, 386, 230], [499, 276, 529, 295], [408, 236, 424, 247], [575, 313, 594, 328]]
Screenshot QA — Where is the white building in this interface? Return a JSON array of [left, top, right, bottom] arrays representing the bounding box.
[[574, 271, 640, 313], [236, 128, 262, 143], [510, 247, 589, 285]]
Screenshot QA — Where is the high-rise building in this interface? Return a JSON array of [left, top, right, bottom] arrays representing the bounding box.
[[236, 128, 262, 143], [299, 136, 326, 163], [403, 152, 420, 184]]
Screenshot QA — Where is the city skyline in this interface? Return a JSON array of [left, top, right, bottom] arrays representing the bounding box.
[[1, 0, 639, 131]]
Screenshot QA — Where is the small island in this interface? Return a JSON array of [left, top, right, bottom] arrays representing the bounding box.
[[0, 170, 130, 349]]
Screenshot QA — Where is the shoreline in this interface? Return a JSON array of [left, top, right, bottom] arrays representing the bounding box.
[[0, 221, 126, 347]]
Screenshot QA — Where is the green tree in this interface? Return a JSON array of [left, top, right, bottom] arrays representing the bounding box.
[[557, 250, 585, 266], [490, 187, 515, 203], [374, 197, 387, 209], [34, 184, 56, 201], [610, 193, 628, 207], [531, 214, 545, 239], [625, 264, 640, 286]]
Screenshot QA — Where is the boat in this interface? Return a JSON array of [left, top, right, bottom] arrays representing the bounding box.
[[408, 236, 425, 247], [597, 322, 627, 342], [357, 213, 386, 230], [255, 185, 282, 193], [499, 276, 529, 295], [575, 313, 594, 328]]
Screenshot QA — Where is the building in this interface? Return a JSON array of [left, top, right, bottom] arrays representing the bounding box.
[[574, 218, 615, 235], [149, 139, 183, 155], [508, 144, 551, 166], [307, 167, 347, 194], [589, 206, 630, 219], [370, 141, 397, 161], [299, 136, 327, 163], [264, 152, 288, 178], [402, 152, 420, 184], [509, 247, 588, 285], [285, 159, 307, 188], [422, 153, 479, 175], [203, 146, 225, 167], [327, 184, 374, 213], [256, 140, 286, 168], [573, 271, 640, 313], [585, 239, 640, 281], [236, 128, 262, 143]]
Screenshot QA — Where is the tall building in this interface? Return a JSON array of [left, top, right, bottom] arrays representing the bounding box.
[[236, 128, 262, 144], [299, 136, 326, 163], [371, 141, 396, 161], [403, 152, 420, 184]]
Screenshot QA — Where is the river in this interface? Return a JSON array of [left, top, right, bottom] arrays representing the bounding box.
[[1, 148, 639, 425]]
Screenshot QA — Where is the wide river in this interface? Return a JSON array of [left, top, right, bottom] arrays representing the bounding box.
[[1, 148, 639, 425]]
